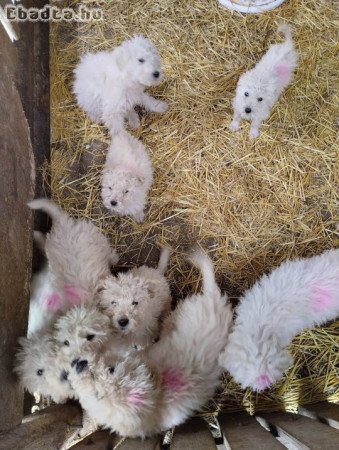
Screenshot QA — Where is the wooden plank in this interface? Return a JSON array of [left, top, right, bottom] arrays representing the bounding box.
[[118, 436, 161, 450], [0, 405, 81, 450], [299, 402, 339, 430], [259, 411, 339, 450], [170, 417, 216, 450], [68, 431, 119, 450], [218, 412, 285, 450]]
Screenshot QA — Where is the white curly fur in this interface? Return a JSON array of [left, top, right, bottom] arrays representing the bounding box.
[[14, 332, 75, 403], [73, 35, 168, 136], [230, 24, 297, 138], [219, 248, 339, 392], [99, 247, 171, 350], [101, 132, 153, 222], [68, 249, 233, 438], [27, 199, 118, 333]]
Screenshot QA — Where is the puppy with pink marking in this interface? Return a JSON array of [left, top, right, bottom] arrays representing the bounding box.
[[68, 248, 233, 437], [219, 248, 339, 392], [27, 199, 118, 335], [230, 23, 297, 138]]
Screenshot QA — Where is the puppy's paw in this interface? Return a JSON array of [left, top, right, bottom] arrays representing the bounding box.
[[229, 121, 239, 132], [132, 211, 145, 223], [249, 128, 259, 139], [128, 111, 140, 129], [153, 100, 168, 114], [110, 250, 119, 266]]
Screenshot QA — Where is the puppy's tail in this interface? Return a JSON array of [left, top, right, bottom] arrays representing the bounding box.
[[157, 246, 171, 274], [33, 230, 46, 253], [277, 23, 292, 42], [28, 198, 66, 223], [188, 247, 217, 295]]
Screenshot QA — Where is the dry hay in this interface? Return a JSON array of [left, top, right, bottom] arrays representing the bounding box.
[[49, 0, 338, 413]]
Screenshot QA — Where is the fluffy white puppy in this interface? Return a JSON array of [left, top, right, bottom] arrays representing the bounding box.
[[219, 248, 339, 392], [73, 35, 168, 136], [14, 332, 75, 403], [28, 199, 118, 316], [101, 132, 153, 222], [68, 249, 233, 438], [98, 247, 171, 350], [230, 24, 297, 138]]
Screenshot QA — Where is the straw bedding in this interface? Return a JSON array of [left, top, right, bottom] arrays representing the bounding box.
[[49, 0, 338, 413]]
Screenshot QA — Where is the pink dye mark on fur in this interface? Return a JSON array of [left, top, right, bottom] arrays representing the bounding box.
[[310, 285, 334, 313], [274, 64, 290, 82], [63, 286, 84, 306], [255, 374, 272, 391], [43, 292, 61, 311], [128, 391, 146, 406], [162, 368, 186, 393]]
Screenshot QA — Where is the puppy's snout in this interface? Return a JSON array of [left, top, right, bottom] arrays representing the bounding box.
[[76, 360, 88, 374], [245, 107, 252, 114], [153, 71, 160, 79], [118, 317, 129, 328], [60, 370, 69, 381], [110, 200, 117, 207], [71, 358, 79, 367]]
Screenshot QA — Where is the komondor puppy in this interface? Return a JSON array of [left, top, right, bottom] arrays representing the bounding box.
[[68, 248, 233, 438], [101, 132, 153, 222], [27, 199, 118, 333], [98, 247, 171, 349], [73, 35, 168, 136], [14, 332, 75, 403], [219, 248, 339, 392], [230, 23, 297, 138]]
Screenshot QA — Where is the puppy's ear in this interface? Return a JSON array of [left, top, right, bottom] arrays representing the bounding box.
[[144, 281, 157, 299], [115, 47, 128, 71]]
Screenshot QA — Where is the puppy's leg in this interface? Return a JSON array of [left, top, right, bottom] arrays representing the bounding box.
[[132, 210, 145, 223], [229, 113, 241, 132], [102, 106, 125, 136], [249, 120, 262, 139], [139, 93, 168, 114], [127, 109, 140, 129]]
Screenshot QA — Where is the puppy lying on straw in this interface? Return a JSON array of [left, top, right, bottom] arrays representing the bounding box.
[[73, 35, 168, 136], [230, 23, 297, 138], [99, 247, 171, 350], [101, 132, 153, 223], [27, 199, 118, 335], [68, 248, 233, 438], [219, 248, 339, 392]]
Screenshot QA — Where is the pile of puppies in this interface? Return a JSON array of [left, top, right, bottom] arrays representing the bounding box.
[[15, 24, 339, 439]]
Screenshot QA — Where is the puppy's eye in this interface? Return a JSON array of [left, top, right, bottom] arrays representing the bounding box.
[[258, 97, 263, 102], [132, 301, 139, 306], [124, 190, 129, 194], [64, 340, 70, 346], [244, 92, 249, 97], [111, 300, 116, 305], [108, 187, 112, 191], [138, 58, 145, 63], [36, 369, 44, 376], [86, 334, 95, 341], [109, 366, 115, 374]]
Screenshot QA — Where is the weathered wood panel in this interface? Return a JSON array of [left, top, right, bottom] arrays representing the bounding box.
[[0, 405, 81, 450], [68, 431, 118, 450], [219, 412, 285, 450], [118, 436, 161, 450], [260, 411, 339, 450], [299, 402, 339, 430], [0, 25, 35, 433], [170, 417, 216, 450]]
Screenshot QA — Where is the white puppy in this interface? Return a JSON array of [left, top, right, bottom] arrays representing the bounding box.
[[68, 249, 233, 438], [28, 199, 118, 312], [99, 247, 171, 350], [230, 24, 297, 138], [101, 132, 153, 222], [14, 332, 75, 403], [219, 248, 339, 392], [73, 35, 168, 136]]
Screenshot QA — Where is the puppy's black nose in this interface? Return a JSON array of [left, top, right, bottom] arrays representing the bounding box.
[[71, 358, 79, 367], [110, 200, 117, 206], [60, 370, 69, 381], [76, 360, 88, 374], [118, 317, 129, 328], [153, 71, 160, 78], [245, 107, 252, 114]]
